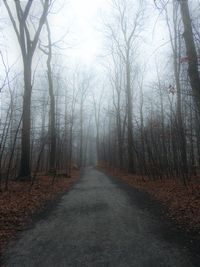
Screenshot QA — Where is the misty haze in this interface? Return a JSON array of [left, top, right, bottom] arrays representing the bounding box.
[[0, 0, 200, 266]]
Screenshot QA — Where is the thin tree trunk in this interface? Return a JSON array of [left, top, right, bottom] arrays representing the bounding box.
[[126, 56, 134, 173]]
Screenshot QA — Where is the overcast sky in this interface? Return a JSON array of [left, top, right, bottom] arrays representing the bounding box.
[[0, 0, 170, 85], [48, 0, 108, 64], [48, 0, 169, 79]]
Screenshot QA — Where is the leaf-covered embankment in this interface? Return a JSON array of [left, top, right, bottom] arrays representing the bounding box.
[[102, 167, 200, 234], [0, 171, 79, 256]]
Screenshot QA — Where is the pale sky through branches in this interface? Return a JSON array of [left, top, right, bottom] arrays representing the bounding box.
[[0, 0, 168, 81], [51, 0, 108, 64], [49, 0, 168, 78]]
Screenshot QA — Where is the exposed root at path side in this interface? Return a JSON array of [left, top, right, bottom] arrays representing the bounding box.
[[101, 167, 200, 234], [0, 171, 79, 256]]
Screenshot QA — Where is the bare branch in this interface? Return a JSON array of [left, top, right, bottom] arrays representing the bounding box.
[[2, 0, 20, 41]]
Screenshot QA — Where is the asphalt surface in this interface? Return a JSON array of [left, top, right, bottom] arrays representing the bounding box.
[[3, 168, 200, 267]]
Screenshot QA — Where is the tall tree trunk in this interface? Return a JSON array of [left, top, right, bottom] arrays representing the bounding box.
[[3, 0, 51, 179], [173, 5, 188, 184], [47, 55, 56, 173], [126, 56, 134, 173], [79, 101, 83, 167], [117, 112, 124, 169], [179, 0, 200, 116], [19, 59, 32, 178], [175, 59, 188, 184], [39, 20, 56, 173]]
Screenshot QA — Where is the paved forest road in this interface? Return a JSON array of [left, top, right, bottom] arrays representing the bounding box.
[[3, 168, 200, 267]]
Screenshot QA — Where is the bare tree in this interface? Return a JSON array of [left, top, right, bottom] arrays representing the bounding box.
[[39, 19, 56, 174], [3, 0, 52, 179], [104, 0, 143, 173], [179, 0, 200, 116], [93, 90, 104, 162], [78, 75, 90, 167]]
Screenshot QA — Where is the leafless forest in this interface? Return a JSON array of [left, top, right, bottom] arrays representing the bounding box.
[[0, 0, 200, 188], [1, 0, 200, 259], [0, 0, 200, 189]]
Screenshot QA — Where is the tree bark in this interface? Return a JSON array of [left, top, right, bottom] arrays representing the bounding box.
[[126, 56, 135, 173], [19, 59, 32, 178], [179, 0, 200, 116]]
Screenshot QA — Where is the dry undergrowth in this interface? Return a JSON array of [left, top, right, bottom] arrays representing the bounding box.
[[103, 167, 200, 234], [0, 171, 79, 256]]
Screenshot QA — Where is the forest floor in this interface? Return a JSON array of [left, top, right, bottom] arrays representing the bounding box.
[[0, 170, 79, 256], [2, 168, 200, 266], [100, 167, 200, 234]]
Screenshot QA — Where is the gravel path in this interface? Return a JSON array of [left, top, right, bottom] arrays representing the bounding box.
[[3, 168, 200, 266]]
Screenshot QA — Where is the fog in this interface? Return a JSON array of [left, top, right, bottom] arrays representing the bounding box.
[[0, 0, 200, 182]]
